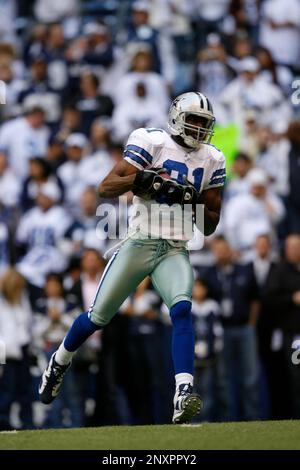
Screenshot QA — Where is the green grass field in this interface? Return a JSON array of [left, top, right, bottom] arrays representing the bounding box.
[[0, 420, 300, 450]]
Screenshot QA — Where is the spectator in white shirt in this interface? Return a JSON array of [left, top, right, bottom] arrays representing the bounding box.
[[224, 153, 252, 201], [229, 32, 254, 68], [259, 0, 300, 69], [0, 41, 24, 83], [256, 127, 290, 199], [0, 151, 20, 208], [0, 62, 26, 119], [16, 181, 72, 288], [238, 109, 263, 160], [0, 268, 33, 430], [0, 0, 17, 44], [115, 47, 170, 112], [219, 56, 292, 134], [79, 187, 99, 229], [34, 0, 79, 23], [121, 1, 177, 86], [112, 81, 167, 142], [57, 133, 90, 216], [62, 187, 107, 257], [193, 0, 231, 22], [79, 119, 114, 189], [0, 106, 49, 180], [195, 33, 235, 101], [224, 168, 285, 261], [149, 0, 193, 35], [255, 46, 294, 97]]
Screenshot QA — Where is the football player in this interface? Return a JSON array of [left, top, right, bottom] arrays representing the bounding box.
[[39, 92, 226, 424]]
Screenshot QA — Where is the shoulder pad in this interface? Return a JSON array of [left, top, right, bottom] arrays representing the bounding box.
[[207, 144, 226, 163], [130, 127, 167, 148]]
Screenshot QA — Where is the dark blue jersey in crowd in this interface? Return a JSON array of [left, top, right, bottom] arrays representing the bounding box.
[[204, 263, 259, 326]]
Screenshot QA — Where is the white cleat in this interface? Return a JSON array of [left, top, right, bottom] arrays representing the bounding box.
[[172, 384, 203, 424]]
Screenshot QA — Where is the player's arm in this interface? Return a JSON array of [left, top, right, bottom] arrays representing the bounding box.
[[200, 187, 222, 236], [98, 160, 164, 199], [99, 128, 171, 199], [98, 160, 138, 198]]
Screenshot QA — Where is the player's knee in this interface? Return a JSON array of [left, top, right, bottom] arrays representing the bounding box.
[[170, 300, 193, 331], [88, 308, 110, 329], [80, 311, 102, 331]]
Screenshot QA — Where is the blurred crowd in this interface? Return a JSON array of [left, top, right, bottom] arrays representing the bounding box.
[[0, 0, 300, 429]]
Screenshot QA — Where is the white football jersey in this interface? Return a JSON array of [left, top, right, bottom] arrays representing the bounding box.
[[124, 128, 226, 241], [16, 205, 72, 287]]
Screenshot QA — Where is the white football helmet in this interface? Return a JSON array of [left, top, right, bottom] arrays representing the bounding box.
[[167, 92, 215, 149]]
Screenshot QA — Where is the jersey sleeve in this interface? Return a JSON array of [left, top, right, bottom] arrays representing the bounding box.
[[204, 147, 226, 190], [123, 128, 155, 171]]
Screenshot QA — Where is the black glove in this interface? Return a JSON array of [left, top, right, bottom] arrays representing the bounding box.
[[133, 168, 203, 206], [181, 176, 203, 206], [132, 168, 166, 199], [157, 176, 203, 206]]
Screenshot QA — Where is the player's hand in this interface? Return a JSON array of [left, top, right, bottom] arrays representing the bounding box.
[[156, 179, 195, 205], [154, 177, 203, 206], [132, 168, 167, 198], [181, 175, 203, 205], [133, 168, 203, 206]]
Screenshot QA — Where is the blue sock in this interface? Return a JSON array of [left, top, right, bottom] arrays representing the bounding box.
[[64, 312, 101, 352], [170, 301, 195, 375]]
